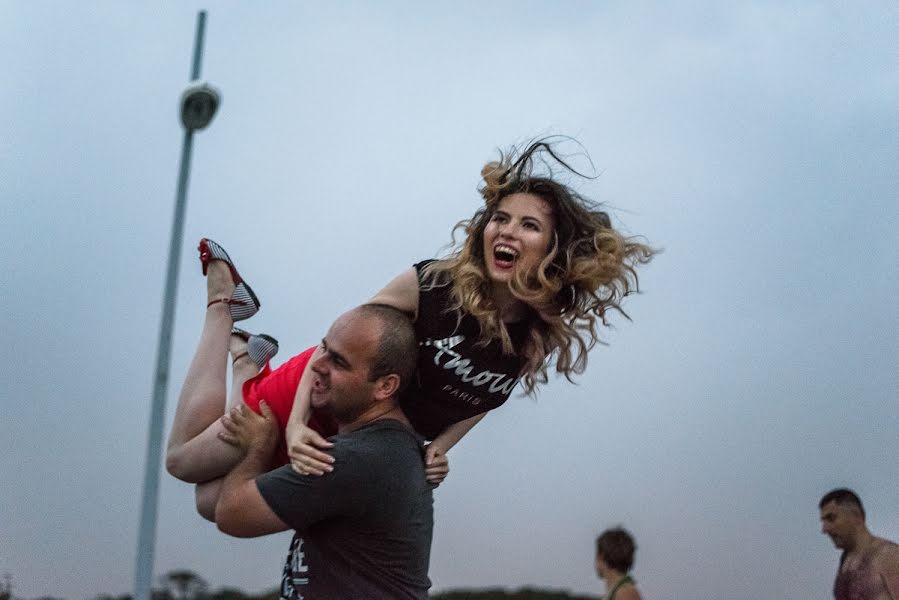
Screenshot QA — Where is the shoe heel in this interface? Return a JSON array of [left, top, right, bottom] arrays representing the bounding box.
[[198, 239, 211, 276], [198, 238, 243, 284]]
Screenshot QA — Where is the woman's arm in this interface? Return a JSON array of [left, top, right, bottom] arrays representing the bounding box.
[[284, 344, 335, 475], [368, 267, 420, 318], [424, 412, 487, 484]]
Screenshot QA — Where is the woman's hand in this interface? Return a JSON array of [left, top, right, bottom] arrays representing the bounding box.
[[286, 420, 335, 476], [424, 443, 450, 485], [421, 412, 486, 485]]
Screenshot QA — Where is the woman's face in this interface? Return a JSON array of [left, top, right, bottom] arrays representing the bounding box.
[[595, 554, 608, 578], [482, 192, 555, 285]]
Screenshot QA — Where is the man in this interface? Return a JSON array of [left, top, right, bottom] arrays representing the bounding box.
[[819, 488, 899, 600], [215, 304, 434, 600]]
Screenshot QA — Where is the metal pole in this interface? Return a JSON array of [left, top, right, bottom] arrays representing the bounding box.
[[134, 11, 206, 600], [190, 11, 207, 81]]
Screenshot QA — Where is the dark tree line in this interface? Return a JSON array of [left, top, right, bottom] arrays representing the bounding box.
[[432, 588, 598, 600], [3, 570, 598, 600], [93, 571, 280, 600]]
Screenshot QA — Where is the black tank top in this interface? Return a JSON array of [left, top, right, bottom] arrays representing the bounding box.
[[399, 260, 528, 440]]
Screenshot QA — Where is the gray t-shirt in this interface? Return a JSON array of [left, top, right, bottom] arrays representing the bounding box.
[[256, 418, 434, 600]]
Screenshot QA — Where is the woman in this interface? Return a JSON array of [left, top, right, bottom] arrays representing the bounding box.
[[595, 527, 643, 600], [286, 138, 655, 477], [166, 138, 656, 498]]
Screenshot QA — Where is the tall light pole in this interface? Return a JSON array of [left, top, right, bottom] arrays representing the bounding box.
[[134, 11, 220, 600]]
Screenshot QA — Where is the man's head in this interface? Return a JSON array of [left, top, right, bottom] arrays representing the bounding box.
[[595, 527, 636, 577], [819, 488, 866, 550], [309, 304, 417, 426]]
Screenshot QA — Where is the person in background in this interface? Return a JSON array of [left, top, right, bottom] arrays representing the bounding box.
[[819, 488, 899, 600], [595, 527, 643, 600]]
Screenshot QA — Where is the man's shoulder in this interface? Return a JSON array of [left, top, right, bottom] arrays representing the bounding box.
[[331, 420, 430, 495], [334, 420, 423, 457], [345, 418, 420, 438], [872, 537, 899, 559]]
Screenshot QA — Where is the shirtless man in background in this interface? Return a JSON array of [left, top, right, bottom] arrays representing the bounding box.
[[819, 488, 899, 600]]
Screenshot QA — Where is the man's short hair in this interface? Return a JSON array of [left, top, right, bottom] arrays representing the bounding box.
[[596, 527, 637, 573], [819, 488, 865, 519], [357, 303, 417, 394]]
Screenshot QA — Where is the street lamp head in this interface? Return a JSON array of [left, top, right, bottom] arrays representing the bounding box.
[[180, 81, 220, 131]]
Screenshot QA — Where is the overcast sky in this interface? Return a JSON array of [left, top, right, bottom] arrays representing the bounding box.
[[2, 2, 897, 599]]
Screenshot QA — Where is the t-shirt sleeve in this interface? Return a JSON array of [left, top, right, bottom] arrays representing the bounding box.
[[413, 259, 436, 282], [255, 435, 372, 532]]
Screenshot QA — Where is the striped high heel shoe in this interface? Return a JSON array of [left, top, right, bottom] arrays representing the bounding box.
[[231, 327, 279, 368], [198, 238, 260, 322]]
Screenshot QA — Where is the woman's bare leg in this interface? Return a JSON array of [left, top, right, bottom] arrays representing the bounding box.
[[191, 336, 262, 519], [195, 479, 223, 522], [166, 261, 235, 476], [228, 333, 263, 408]]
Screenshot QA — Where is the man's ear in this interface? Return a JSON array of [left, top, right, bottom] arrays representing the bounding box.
[[373, 373, 401, 401]]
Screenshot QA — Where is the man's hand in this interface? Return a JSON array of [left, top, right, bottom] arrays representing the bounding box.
[[424, 443, 450, 486], [218, 401, 279, 459], [215, 401, 288, 539], [287, 421, 335, 476]]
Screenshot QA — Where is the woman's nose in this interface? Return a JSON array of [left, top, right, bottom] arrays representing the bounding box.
[[498, 220, 516, 237]]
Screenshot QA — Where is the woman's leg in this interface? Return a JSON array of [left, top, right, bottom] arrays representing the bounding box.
[[166, 333, 266, 486], [195, 478, 223, 523], [166, 260, 235, 479], [191, 337, 262, 520], [228, 333, 264, 408]]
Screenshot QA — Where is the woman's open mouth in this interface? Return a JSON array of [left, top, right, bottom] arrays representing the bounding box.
[[493, 244, 518, 269]]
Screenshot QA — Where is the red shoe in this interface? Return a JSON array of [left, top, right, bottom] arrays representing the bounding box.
[[199, 238, 260, 322]]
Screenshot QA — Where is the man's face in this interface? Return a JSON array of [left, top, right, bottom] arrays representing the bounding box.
[[309, 310, 380, 424], [820, 501, 861, 549]]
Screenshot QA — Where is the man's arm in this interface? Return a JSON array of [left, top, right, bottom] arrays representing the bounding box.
[[214, 402, 289, 538]]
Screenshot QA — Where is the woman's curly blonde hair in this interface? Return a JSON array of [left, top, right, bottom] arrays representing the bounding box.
[[422, 138, 657, 394]]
